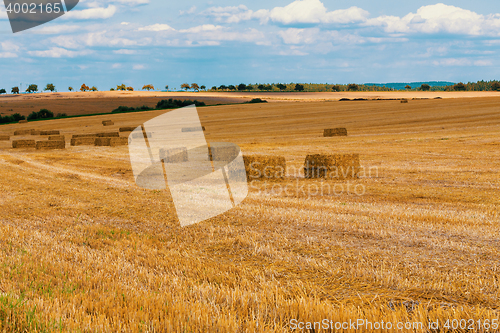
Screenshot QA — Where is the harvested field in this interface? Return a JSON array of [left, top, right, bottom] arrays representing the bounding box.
[[40, 130, 60, 135], [119, 126, 136, 132], [49, 135, 65, 141], [71, 137, 96, 146], [0, 97, 499, 332], [131, 132, 152, 139], [303, 153, 360, 179], [182, 126, 205, 132], [36, 140, 65, 150], [323, 127, 348, 137], [11, 139, 35, 148], [160, 147, 188, 163]]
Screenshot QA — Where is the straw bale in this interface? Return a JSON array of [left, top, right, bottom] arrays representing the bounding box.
[[95, 138, 112, 146], [12, 140, 36, 148], [96, 132, 120, 137], [36, 140, 65, 150], [160, 147, 188, 163], [109, 137, 128, 147], [323, 128, 347, 137], [71, 137, 96, 146], [14, 129, 32, 136], [119, 127, 136, 132], [241, 155, 286, 180], [0, 135, 10, 141], [181, 126, 205, 132], [102, 120, 114, 126], [304, 154, 360, 179], [18, 120, 28, 124], [401, 99, 409, 103], [209, 144, 239, 162], [30, 130, 41, 135], [40, 130, 60, 136]]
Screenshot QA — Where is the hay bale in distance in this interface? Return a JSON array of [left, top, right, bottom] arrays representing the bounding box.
[[0, 135, 10, 141], [304, 154, 360, 179], [36, 140, 65, 150], [95, 137, 112, 146], [109, 137, 128, 147], [40, 130, 60, 136], [18, 120, 28, 124], [12, 140, 36, 148], [71, 137, 96, 146], [401, 99, 409, 103], [49, 135, 65, 141], [241, 155, 286, 180], [323, 128, 348, 137], [72, 134, 97, 138], [209, 143, 239, 162], [181, 126, 205, 132], [160, 147, 188, 163], [119, 127, 136, 132], [30, 130, 41, 135], [102, 120, 114, 126], [96, 132, 120, 138], [14, 129, 32, 136]]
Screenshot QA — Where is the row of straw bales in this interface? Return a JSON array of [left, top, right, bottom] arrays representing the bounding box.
[[12, 129, 60, 136], [12, 139, 65, 150]]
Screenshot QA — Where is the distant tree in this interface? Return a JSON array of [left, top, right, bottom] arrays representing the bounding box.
[[294, 83, 304, 91], [142, 84, 154, 91], [419, 84, 430, 91], [264, 84, 273, 91], [116, 84, 127, 91], [200, 85, 206, 91], [80, 84, 90, 92], [211, 86, 217, 90], [491, 82, 500, 91], [11, 87, 19, 94], [405, 85, 411, 90], [110, 88, 115, 91], [258, 84, 265, 90], [332, 85, 341, 92], [276, 83, 287, 91], [44, 83, 55, 92], [165, 85, 169, 91], [126, 86, 134, 91], [453, 82, 466, 91], [181, 83, 190, 91], [56, 113, 67, 118], [219, 85, 227, 90], [28, 108, 54, 120], [26, 84, 38, 93], [191, 83, 200, 91], [238, 83, 247, 91], [0, 89, 6, 94], [90, 86, 98, 91], [347, 83, 359, 91], [247, 85, 253, 91], [68, 87, 73, 92], [228, 85, 236, 91]]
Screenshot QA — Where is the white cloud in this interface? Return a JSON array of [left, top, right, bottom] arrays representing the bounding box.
[[138, 24, 175, 32], [0, 52, 17, 58], [180, 6, 197, 15], [113, 0, 149, 4], [113, 49, 137, 54], [27, 47, 92, 58], [1, 41, 20, 52], [112, 63, 121, 68], [278, 28, 319, 44], [121, 22, 130, 25], [133, 64, 145, 70], [32, 25, 81, 34], [366, 3, 500, 36], [64, 5, 117, 19], [179, 24, 223, 33]]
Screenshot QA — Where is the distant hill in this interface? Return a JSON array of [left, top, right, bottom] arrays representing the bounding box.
[[364, 81, 456, 90]]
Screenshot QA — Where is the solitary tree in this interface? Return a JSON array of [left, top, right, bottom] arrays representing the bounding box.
[[419, 84, 431, 91], [200, 85, 206, 91], [211, 86, 217, 90], [142, 84, 154, 91], [191, 83, 200, 91], [276, 83, 287, 91], [165, 85, 169, 91], [0, 89, 6, 94], [44, 83, 56, 92], [80, 84, 90, 92], [294, 83, 304, 91], [11, 87, 19, 94], [181, 83, 190, 91], [491, 82, 500, 91], [26, 84, 38, 93], [347, 83, 359, 91], [405, 85, 411, 90], [90, 86, 98, 91], [116, 84, 127, 91], [68, 87, 74, 92], [126, 86, 134, 91]]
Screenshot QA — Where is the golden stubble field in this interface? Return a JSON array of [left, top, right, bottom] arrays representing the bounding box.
[[0, 97, 499, 332]]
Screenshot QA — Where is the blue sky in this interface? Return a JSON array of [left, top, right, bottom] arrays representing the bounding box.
[[1, 0, 500, 91]]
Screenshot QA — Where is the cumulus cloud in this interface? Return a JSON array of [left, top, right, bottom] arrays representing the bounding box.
[[27, 47, 92, 58], [64, 5, 117, 19], [133, 64, 145, 70], [365, 3, 500, 36], [113, 49, 137, 54], [138, 24, 175, 32]]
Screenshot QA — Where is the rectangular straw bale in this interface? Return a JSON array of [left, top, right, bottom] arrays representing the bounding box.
[[71, 137, 96, 146], [401, 99, 409, 103], [323, 128, 348, 137], [0, 135, 10, 141], [72, 134, 97, 138], [30, 130, 41, 135], [96, 132, 120, 137], [40, 130, 60, 136], [160, 147, 188, 163], [241, 155, 286, 180], [304, 154, 360, 179], [14, 129, 32, 136], [18, 120, 28, 124], [12, 140, 36, 148], [109, 137, 128, 147], [119, 127, 136, 132], [49, 135, 65, 141], [209, 144, 239, 162], [36, 140, 65, 150], [181, 126, 205, 132], [95, 137, 111, 146], [102, 120, 114, 126]]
